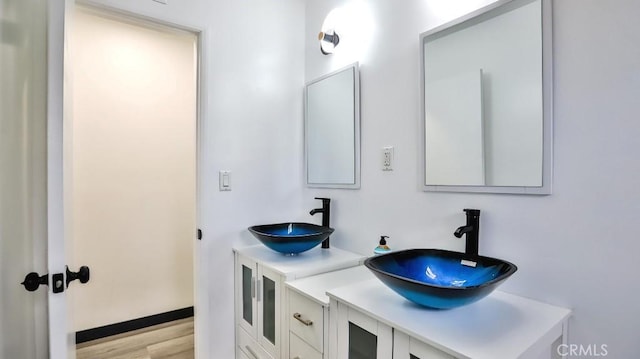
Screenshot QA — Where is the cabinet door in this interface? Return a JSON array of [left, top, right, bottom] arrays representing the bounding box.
[[257, 265, 281, 358], [336, 304, 392, 359], [393, 331, 456, 359], [237, 255, 258, 338]]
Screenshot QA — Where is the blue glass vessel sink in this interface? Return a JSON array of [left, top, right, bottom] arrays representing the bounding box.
[[248, 222, 334, 255], [364, 249, 517, 309]]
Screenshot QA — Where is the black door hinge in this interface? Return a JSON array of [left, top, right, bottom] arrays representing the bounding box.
[[197, 228, 202, 240]]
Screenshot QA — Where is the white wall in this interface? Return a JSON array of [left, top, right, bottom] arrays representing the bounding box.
[[77, 0, 306, 357], [66, 0, 640, 357], [71, 8, 196, 331], [304, 0, 640, 357]]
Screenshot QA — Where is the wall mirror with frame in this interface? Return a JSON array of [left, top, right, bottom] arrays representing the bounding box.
[[421, 0, 552, 194], [305, 63, 360, 189]]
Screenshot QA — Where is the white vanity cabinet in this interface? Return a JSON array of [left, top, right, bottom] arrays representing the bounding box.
[[285, 266, 373, 359], [328, 279, 572, 359], [233, 245, 365, 359]]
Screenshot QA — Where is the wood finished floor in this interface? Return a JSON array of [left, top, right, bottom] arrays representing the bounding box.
[[76, 317, 194, 359]]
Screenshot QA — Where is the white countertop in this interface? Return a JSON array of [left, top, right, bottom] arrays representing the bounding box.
[[327, 279, 571, 359], [285, 265, 373, 306], [233, 244, 366, 280]]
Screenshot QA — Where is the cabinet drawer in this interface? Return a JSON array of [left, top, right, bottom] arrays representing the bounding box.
[[289, 290, 324, 352], [290, 332, 322, 359], [238, 326, 273, 359]]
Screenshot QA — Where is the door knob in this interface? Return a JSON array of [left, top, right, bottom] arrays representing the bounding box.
[[21, 272, 48, 292], [66, 265, 90, 287]]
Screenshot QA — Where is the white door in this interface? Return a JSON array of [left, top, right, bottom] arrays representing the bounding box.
[[2, 1, 202, 358], [1, 0, 51, 358], [1, 0, 73, 357]]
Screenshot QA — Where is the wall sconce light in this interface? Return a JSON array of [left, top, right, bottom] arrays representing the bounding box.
[[318, 29, 340, 55]]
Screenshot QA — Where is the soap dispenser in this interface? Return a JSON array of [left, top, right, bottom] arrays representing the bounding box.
[[374, 236, 391, 255]]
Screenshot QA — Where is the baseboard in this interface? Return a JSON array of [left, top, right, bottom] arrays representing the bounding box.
[[75, 306, 194, 344]]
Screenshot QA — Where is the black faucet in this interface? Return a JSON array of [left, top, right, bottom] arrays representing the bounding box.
[[310, 197, 331, 248], [454, 209, 481, 257]]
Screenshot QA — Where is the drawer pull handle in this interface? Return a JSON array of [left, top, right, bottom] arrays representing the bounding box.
[[245, 345, 260, 359], [293, 312, 313, 326]]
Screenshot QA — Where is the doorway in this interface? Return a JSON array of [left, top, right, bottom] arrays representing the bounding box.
[[1, 2, 201, 357], [69, 6, 198, 357]]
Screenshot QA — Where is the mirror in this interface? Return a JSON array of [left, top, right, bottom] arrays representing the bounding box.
[[421, 0, 552, 194], [305, 63, 360, 189]]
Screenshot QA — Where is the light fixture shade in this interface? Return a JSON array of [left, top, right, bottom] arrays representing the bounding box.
[[318, 29, 339, 55]]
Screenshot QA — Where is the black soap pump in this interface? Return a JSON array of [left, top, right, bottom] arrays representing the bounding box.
[[374, 236, 391, 255]]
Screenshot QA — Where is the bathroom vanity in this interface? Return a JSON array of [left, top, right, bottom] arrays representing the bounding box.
[[327, 276, 571, 359], [233, 245, 365, 359], [235, 245, 570, 359]]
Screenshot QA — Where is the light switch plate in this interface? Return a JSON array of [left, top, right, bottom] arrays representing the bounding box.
[[219, 170, 231, 191]]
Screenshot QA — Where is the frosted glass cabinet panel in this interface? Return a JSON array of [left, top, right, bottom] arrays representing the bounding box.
[[349, 322, 378, 359], [259, 267, 280, 349], [242, 265, 253, 325], [238, 255, 257, 337]]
